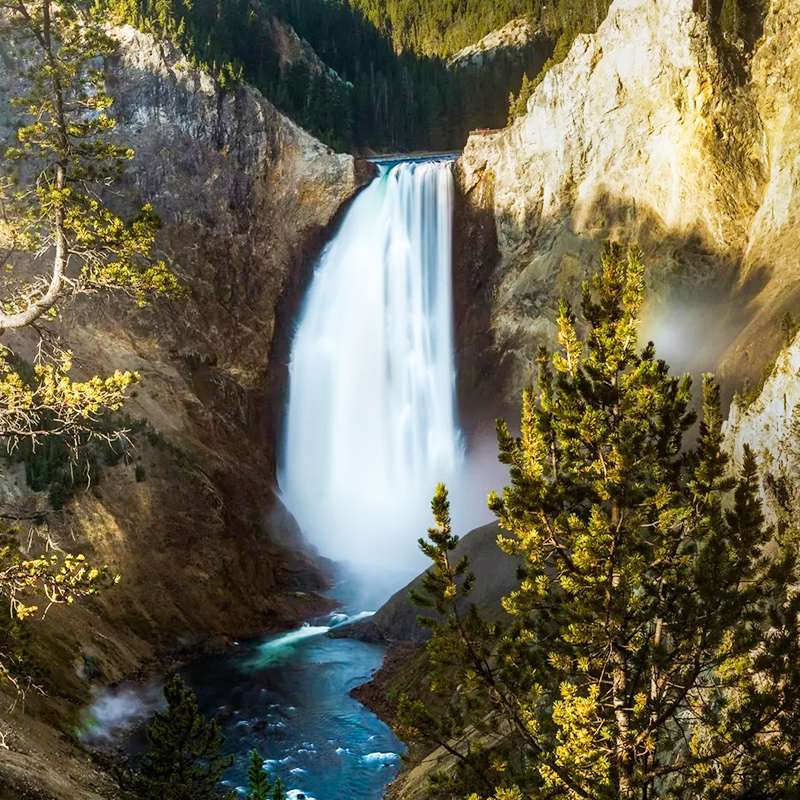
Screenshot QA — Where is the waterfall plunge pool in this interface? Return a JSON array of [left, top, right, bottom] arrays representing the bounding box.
[[79, 596, 405, 800]]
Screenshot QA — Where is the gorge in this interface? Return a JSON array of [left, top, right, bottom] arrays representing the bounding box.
[[2, 0, 800, 797], [77, 155, 469, 799], [80, 157, 470, 799]]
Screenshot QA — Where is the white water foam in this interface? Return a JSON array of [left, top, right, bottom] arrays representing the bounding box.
[[361, 752, 400, 765], [244, 612, 375, 670], [280, 159, 463, 578], [245, 623, 331, 669]]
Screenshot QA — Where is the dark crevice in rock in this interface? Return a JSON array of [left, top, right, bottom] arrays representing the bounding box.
[[452, 163, 516, 436]]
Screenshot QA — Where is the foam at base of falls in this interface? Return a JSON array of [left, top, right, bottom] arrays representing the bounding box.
[[280, 159, 463, 578], [243, 613, 376, 670]]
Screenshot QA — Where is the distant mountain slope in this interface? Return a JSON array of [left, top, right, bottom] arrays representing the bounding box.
[[448, 17, 541, 69], [101, 0, 765, 153], [349, 0, 604, 58], [100, 0, 616, 151]]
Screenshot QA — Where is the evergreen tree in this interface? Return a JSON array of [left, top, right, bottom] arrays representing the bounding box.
[[401, 243, 800, 800], [119, 674, 233, 800], [244, 750, 267, 800], [508, 72, 535, 124], [780, 311, 798, 347], [271, 778, 285, 800], [0, 0, 186, 448], [0, 523, 114, 692], [1, 0, 184, 328], [246, 750, 270, 800], [243, 748, 285, 800]]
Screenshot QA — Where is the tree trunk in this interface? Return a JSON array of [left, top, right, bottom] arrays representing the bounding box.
[[613, 648, 633, 798], [611, 496, 633, 798], [0, 0, 67, 332]]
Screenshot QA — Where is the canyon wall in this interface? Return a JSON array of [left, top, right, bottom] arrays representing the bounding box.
[[454, 0, 800, 411], [724, 329, 800, 533], [0, 24, 367, 798], [719, 0, 800, 381]]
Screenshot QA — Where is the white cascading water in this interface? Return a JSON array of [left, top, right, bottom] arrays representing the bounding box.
[[279, 158, 463, 578]]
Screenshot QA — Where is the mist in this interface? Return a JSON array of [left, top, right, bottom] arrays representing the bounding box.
[[639, 287, 746, 391]]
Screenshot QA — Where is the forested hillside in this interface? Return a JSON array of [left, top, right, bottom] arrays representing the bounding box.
[[351, 0, 766, 57], [103, 0, 766, 151], [105, 0, 470, 150], [350, 0, 607, 58]]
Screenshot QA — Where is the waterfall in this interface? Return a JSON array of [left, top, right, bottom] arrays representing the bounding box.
[[279, 158, 463, 577]]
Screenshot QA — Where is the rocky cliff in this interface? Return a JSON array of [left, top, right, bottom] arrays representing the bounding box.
[[0, 23, 367, 799], [263, 14, 345, 81], [448, 17, 546, 71], [333, 523, 519, 645], [454, 0, 797, 411], [724, 329, 800, 532], [718, 0, 800, 382]]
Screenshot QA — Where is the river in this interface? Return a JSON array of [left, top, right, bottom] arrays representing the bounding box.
[[80, 575, 405, 800]]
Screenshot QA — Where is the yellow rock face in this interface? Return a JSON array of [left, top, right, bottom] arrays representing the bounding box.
[[454, 0, 800, 404]]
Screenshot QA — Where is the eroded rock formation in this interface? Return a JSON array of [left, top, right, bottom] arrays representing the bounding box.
[[454, 0, 800, 408], [724, 329, 800, 532], [719, 0, 800, 381], [0, 24, 368, 797]]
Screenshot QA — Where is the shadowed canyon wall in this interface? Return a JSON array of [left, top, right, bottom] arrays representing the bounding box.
[[0, 24, 370, 797]]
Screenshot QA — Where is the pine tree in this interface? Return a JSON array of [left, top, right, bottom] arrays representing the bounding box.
[[507, 72, 536, 124], [780, 311, 798, 347], [246, 750, 268, 800], [0, 0, 187, 448], [243, 748, 285, 800], [401, 243, 800, 800], [1, 0, 185, 328], [119, 674, 233, 800]]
